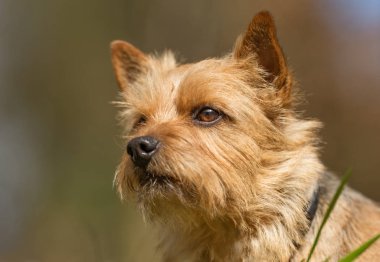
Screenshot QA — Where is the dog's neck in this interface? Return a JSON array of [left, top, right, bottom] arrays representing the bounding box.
[[157, 186, 322, 261], [306, 186, 320, 223]]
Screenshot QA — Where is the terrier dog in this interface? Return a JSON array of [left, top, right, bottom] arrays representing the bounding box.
[[110, 11, 380, 261]]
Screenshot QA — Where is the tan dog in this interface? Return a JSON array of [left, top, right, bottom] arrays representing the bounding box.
[[110, 11, 380, 261]]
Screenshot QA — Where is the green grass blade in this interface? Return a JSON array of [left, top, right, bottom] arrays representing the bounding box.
[[338, 234, 380, 262], [305, 169, 352, 262]]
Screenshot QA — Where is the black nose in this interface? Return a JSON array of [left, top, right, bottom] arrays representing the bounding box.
[[127, 136, 160, 168]]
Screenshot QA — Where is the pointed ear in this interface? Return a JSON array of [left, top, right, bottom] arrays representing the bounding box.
[[110, 40, 148, 91], [234, 11, 292, 103]]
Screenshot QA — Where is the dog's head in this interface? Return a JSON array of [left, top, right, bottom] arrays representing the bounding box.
[[111, 12, 322, 230]]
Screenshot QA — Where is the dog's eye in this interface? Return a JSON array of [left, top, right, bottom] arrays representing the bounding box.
[[134, 116, 146, 128], [194, 107, 222, 125]]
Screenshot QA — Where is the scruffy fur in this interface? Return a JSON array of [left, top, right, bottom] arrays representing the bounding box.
[[110, 11, 380, 261]]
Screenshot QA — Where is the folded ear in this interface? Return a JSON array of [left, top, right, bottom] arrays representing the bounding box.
[[234, 11, 292, 104], [110, 40, 148, 91]]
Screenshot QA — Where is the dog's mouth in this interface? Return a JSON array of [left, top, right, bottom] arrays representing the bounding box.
[[136, 169, 175, 187]]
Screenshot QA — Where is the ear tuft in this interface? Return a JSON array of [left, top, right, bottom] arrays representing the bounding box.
[[234, 11, 292, 105], [110, 40, 148, 91], [234, 11, 287, 82]]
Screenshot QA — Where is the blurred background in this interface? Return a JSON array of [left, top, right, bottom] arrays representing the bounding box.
[[0, 0, 379, 261]]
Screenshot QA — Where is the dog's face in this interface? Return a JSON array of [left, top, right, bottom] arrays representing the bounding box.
[[111, 12, 319, 229]]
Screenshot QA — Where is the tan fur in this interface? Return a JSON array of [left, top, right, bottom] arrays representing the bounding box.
[[111, 11, 380, 261]]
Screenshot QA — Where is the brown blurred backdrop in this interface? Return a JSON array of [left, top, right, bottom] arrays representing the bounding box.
[[0, 0, 379, 261]]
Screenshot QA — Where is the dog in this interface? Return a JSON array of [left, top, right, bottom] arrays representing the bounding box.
[[110, 11, 380, 261]]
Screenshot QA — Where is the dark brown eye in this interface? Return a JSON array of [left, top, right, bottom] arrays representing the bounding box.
[[194, 107, 222, 126], [134, 115, 146, 128]]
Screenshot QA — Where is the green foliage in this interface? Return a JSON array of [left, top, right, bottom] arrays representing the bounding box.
[[338, 234, 380, 262], [303, 169, 380, 262], [305, 169, 352, 262]]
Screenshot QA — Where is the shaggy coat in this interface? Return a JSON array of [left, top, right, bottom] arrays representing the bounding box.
[[111, 11, 380, 261]]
